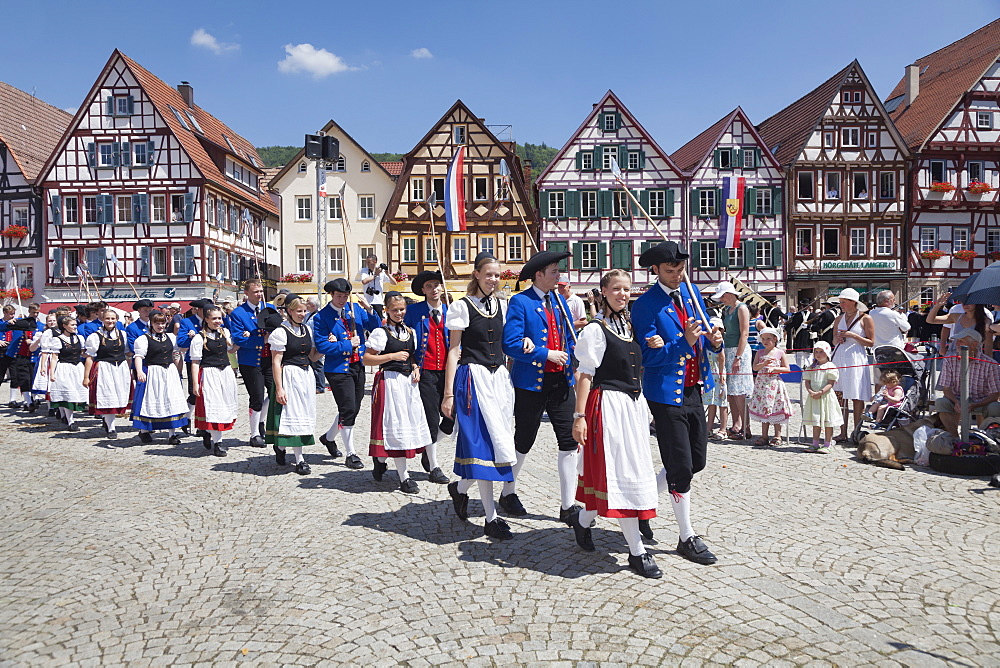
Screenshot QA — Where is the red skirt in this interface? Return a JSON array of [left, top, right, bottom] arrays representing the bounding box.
[[193, 368, 235, 432], [368, 370, 420, 458], [576, 388, 656, 520], [87, 362, 132, 416]]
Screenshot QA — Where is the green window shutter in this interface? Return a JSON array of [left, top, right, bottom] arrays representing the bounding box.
[[101, 194, 114, 224], [106, 97, 114, 116], [692, 241, 702, 268], [140, 247, 150, 277], [690, 189, 700, 217], [639, 189, 649, 217], [611, 241, 632, 269], [572, 242, 583, 269], [127, 95, 135, 115], [718, 243, 730, 268], [598, 242, 608, 269], [185, 245, 196, 275], [50, 194, 62, 225], [731, 148, 742, 169], [744, 240, 756, 268], [87, 143, 96, 169], [566, 191, 580, 218], [112, 142, 121, 167], [134, 193, 148, 224], [772, 186, 783, 215], [539, 190, 549, 218], [715, 188, 724, 216], [665, 188, 675, 217], [147, 140, 156, 166], [618, 145, 628, 170], [575, 151, 583, 170], [183, 192, 195, 223], [93, 248, 108, 277], [638, 150, 646, 169], [712, 149, 720, 169], [52, 248, 63, 278], [754, 148, 762, 168], [120, 142, 131, 167], [614, 111, 622, 130], [772, 238, 783, 269], [745, 187, 756, 215], [592, 146, 601, 170], [600, 190, 613, 217], [548, 241, 569, 271]]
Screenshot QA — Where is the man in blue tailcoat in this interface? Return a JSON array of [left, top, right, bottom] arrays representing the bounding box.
[[228, 279, 274, 447]]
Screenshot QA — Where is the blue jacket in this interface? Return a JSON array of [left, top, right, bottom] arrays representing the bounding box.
[[502, 287, 576, 392], [6, 322, 46, 361], [125, 319, 149, 352], [175, 315, 203, 361], [403, 301, 449, 368], [313, 303, 380, 373], [229, 301, 273, 367], [631, 281, 719, 406]]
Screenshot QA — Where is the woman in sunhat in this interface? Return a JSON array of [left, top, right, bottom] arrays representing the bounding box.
[[713, 281, 752, 440], [831, 288, 874, 442]]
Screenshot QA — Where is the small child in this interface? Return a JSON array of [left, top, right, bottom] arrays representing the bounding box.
[[801, 341, 843, 453], [704, 317, 729, 439], [873, 370, 905, 424], [747, 327, 793, 446]]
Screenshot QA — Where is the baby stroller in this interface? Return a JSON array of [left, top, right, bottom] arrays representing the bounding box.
[[851, 344, 933, 444]]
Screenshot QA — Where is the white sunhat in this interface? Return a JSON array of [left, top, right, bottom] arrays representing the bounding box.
[[711, 281, 740, 301], [837, 288, 868, 312]]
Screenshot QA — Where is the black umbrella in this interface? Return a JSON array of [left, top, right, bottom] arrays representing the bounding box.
[[950, 260, 1000, 305]]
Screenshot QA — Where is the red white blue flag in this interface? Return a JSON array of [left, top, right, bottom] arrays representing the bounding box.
[[720, 176, 745, 249], [445, 146, 466, 232]]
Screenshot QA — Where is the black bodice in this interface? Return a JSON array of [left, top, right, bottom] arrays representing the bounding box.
[[592, 320, 642, 398], [457, 297, 505, 372], [380, 325, 414, 375]]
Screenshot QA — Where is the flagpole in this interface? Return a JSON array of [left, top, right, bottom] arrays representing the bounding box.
[[428, 200, 449, 296], [8, 263, 22, 313], [340, 187, 357, 334], [499, 160, 539, 253]]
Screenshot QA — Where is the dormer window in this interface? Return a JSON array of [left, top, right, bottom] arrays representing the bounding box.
[[107, 95, 135, 117], [453, 125, 466, 145], [361, 160, 371, 172], [603, 113, 616, 131], [335, 156, 346, 172], [298, 162, 307, 173]]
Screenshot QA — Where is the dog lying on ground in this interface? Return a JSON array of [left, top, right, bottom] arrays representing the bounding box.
[[857, 417, 940, 470]]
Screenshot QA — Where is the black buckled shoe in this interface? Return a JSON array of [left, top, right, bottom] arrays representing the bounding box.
[[202, 433, 212, 450], [181, 425, 190, 436], [167, 434, 181, 445], [212, 443, 226, 457], [249, 435, 266, 448], [420, 451, 430, 472], [294, 461, 311, 475], [67, 423, 80, 432], [638, 519, 654, 540], [498, 493, 527, 516], [571, 510, 595, 552], [107, 431, 118, 440], [399, 478, 419, 494], [559, 504, 583, 526], [448, 481, 469, 520], [484, 517, 513, 540], [47, 407, 58, 417], [344, 453, 364, 469], [627, 553, 663, 579], [319, 433, 341, 458], [24, 402, 36, 414], [677, 535, 718, 565], [372, 459, 387, 481], [427, 467, 449, 484], [273, 444, 287, 466], [138, 431, 153, 444]]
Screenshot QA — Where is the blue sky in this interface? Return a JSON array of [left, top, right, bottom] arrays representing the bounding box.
[[3, 1, 998, 156]]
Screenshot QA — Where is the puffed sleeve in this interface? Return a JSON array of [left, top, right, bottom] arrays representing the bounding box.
[[825, 363, 839, 383], [133, 335, 148, 359], [574, 323, 607, 376], [366, 328, 388, 353], [40, 330, 58, 354], [269, 327, 288, 352], [189, 334, 204, 362], [84, 332, 101, 358], [445, 299, 471, 331]]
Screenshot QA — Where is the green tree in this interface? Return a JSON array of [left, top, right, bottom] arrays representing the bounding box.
[[257, 146, 301, 168], [515, 142, 559, 184]]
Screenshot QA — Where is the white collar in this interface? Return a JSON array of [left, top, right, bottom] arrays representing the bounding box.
[[531, 285, 550, 300], [658, 281, 681, 297]]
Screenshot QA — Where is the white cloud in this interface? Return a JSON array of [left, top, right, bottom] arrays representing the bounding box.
[[190, 28, 239, 55], [410, 47, 433, 59], [278, 43, 357, 78]]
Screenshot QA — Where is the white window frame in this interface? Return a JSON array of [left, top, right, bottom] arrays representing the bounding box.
[[402, 237, 417, 263], [755, 188, 773, 215], [612, 191, 629, 218], [849, 228, 866, 256], [452, 235, 468, 263], [358, 195, 375, 220], [698, 189, 717, 216], [968, 161, 984, 184], [328, 246, 345, 274], [853, 91, 862, 103], [580, 242, 599, 270], [853, 172, 869, 200], [494, 177, 509, 200], [171, 247, 186, 275], [581, 191, 598, 218], [755, 240, 772, 267], [919, 287, 934, 306], [84, 196, 98, 224], [742, 148, 755, 168], [151, 195, 166, 224], [602, 146, 616, 170], [335, 156, 346, 172], [328, 196, 342, 220], [580, 152, 594, 170], [548, 191, 565, 218], [717, 149, 733, 170], [98, 143, 115, 168], [63, 196, 78, 224], [424, 236, 438, 263], [361, 160, 370, 172], [867, 132, 878, 147], [795, 228, 812, 256], [296, 196, 312, 221], [699, 241, 716, 268], [508, 234, 524, 262], [296, 246, 313, 273], [648, 190, 665, 217], [152, 247, 167, 276], [953, 227, 971, 252], [453, 125, 466, 145], [133, 142, 148, 166], [824, 132, 834, 148], [842, 92, 851, 103], [728, 246, 744, 267], [798, 171, 815, 200], [929, 161, 946, 184], [919, 227, 938, 252], [358, 246, 376, 269], [825, 172, 841, 200], [822, 228, 840, 257], [115, 96, 131, 116], [879, 172, 896, 200], [977, 111, 993, 129], [474, 177, 488, 201], [298, 162, 307, 173], [410, 178, 424, 202], [988, 229, 1000, 254], [478, 235, 495, 259], [876, 228, 893, 256], [842, 128, 860, 148], [116, 195, 132, 224], [12, 206, 28, 227], [627, 151, 640, 170], [603, 113, 616, 131]]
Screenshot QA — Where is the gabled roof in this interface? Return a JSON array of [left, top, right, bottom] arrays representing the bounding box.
[[379, 161, 403, 176], [671, 107, 782, 175], [0, 81, 72, 182], [536, 90, 682, 183], [267, 118, 397, 188], [756, 62, 855, 167], [886, 19, 1000, 150], [39, 50, 276, 215]]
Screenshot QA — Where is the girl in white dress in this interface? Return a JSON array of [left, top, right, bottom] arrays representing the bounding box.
[[364, 292, 432, 494], [191, 306, 238, 457], [83, 309, 132, 439], [48, 315, 89, 432], [831, 288, 875, 442], [132, 312, 189, 444], [28, 312, 58, 415]]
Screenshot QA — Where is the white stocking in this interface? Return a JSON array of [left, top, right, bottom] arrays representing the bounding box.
[[292, 446, 304, 464], [325, 414, 340, 440], [578, 508, 598, 527], [478, 480, 497, 522], [22, 391, 32, 406], [557, 450, 579, 510], [424, 441, 440, 470], [394, 458, 409, 482], [618, 518, 646, 556], [249, 409, 261, 437], [655, 467, 669, 494], [671, 491, 695, 542], [211, 430, 222, 444], [341, 425, 355, 456], [9, 386, 20, 402], [259, 397, 269, 432], [457, 478, 474, 494], [62, 407, 74, 426], [103, 414, 115, 432], [503, 452, 527, 495]]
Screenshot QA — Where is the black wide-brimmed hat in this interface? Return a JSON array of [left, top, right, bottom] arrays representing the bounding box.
[[324, 278, 352, 294], [638, 241, 690, 267], [257, 306, 283, 332], [133, 299, 154, 310], [411, 270, 443, 295], [9, 317, 37, 332], [190, 298, 214, 310], [517, 250, 571, 282], [473, 251, 496, 266]]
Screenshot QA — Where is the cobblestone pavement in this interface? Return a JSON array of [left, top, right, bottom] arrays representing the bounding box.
[[1, 376, 998, 667]]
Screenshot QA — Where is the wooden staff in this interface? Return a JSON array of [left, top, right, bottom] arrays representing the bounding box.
[[107, 256, 140, 300], [8, 263, 22, 313], [428, 200, 449, 296], [340, 197, 358, 335]]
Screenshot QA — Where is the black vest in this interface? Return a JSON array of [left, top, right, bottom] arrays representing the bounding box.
[[380, 325, 414, 375], [95, 329, 127, 363], [592, 320, 642, 398], [144, 333, 173, 367], [280, 324, 312, 369], [458, 296, 505, 372], [199, 331, 230, 369], [57, 335, 83, 364]]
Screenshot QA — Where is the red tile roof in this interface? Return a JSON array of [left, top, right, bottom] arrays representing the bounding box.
[[0, 81, 72, 182], [756, 62, 854, 166], [886, 19, 1000, 150], [670, 109, 739, 174], [379, 161, 403, 176]]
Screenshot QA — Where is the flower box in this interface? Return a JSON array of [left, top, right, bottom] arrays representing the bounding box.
[[953, 250, 978, 262], [279, 273, 313, 283], [1, 225, 28, 240], [391, 271, 409, 283], [987, 251, 1000, 261], [929, 182, 956, 193], [0, 288, 33, 299], [499, 269, 518, 281], [966, 181, 994, 195], [920, 249, 945, 260]]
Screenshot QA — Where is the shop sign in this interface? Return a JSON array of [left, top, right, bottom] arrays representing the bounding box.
[[820, 259, 899, 271]]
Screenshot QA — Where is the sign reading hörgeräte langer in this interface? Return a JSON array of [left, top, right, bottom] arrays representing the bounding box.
[[820, 259, 899, 271]]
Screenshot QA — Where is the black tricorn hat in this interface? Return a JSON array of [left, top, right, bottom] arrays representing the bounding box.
[[324, 278, 352, 294], [258, 306, 283, 332], [190, 298, 213, 310], [638, 241, 690, 268], [411, 270, 443, 295], [473, 251, 496, 266], [133, 299, 154, 310], [9, 317, 37, 331], [517, 250, 571, 282]]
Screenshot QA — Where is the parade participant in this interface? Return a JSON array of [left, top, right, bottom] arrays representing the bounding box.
[[304, 296, 326, 394], [47, 315, 88, 432], [442, 252, 517, 540], [631, 241, 724, 565], [228, 280, 273, 447], [501, 250, 578, 522], [132, 312, 189, 444], [191, 305, 239, 457], [403, 270, 452, 485], [359, 254, 395, 318], [82, 309, 131, 439], [557, 281, 588, 331], [0, 304, 16, 385], [176, 298, 212, 432], [125, 299, 155, 352], [28, 312, 59, 414], [76, 302, 106, 339], [363, 292, 432, 493], [714, 281, 752, 441], [267, 296, 323, 475], [5, 304, 44, 410], [569, 269, 662, 578], [313, 278, 379, 469]]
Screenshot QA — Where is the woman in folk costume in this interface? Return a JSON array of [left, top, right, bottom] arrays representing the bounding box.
[[47, 314, 89, 432], [267, 296, 323, 476], [28, 311, 59, 415], [570, 269, 662, 579], [83, 309, 132, 440], [364, 292, 433, 494], [132, 312, 189, 444], [190, 305, 239, 457], [441, 252, 517, 540]]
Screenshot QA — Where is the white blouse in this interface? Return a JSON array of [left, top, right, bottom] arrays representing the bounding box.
[[445, 296, 507, 331], [84, 329, 126, 357], [268, 322, 310, 353], [575, 322, 608, 377], [189, 328, 233, 362], [133, 332, 177, 359]]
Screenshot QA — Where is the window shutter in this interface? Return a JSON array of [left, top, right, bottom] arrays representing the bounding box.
[[51, 194, 62, 225], [614, 111, 622, 130], [600, 190, 613, 217], [112, 143, 121, 167], [127, 95, 135, 115], [692, 241, 702, 268], [611, 241, 632, 270], [731, 149, 742, 169], [185, 245, 196, 275], [744, 240, 756, 268], [135, 193, 149, 224], [87, 143, 96, 169], [539, 190, 549, 218], [772, 187, 783, 215], [106, 97, 114, 116], [592, 147, 601, 170], [183, 192, 194, 223], [120, 142, 131, 167], [93, 248, 108, 277], [572, 242, 583, 269], [147, 140, 156, 166], [772, 238, 783, 269], [52, 248, 64, 279], [140, 247, 150, 277], [548, 241, 569, 271], [754, 148, 762, 168], [690, 189, 700, 217], [566, 191, 580, 218], [718, 244, 730, 268], [618, 145, 628, 170], [665, 188, 675, 217], [575, 151, 583, 170], [597, 242, 608, 270], [715, 188, 724, 216], [101, 195, 114, 224], [639, 189, 649, 218], [638, 150, 646, 169], [712, 149, 721, 169], [744, 188, 756, 215]]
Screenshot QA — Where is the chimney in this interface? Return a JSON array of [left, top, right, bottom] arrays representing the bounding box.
[[178, 81, 194, 108], [904, 65, 919, 108]]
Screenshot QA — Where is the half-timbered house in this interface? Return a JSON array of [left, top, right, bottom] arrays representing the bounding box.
[[886, 19, 1000, 303], [757, 61, 911, 306], [535, 91, 684, 290], [670, 107, 785, 302], [0, 82, 71, 304], [268, 120, 396, 295], [382, 100, 536, 285], [38, 50, 279, 309]]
